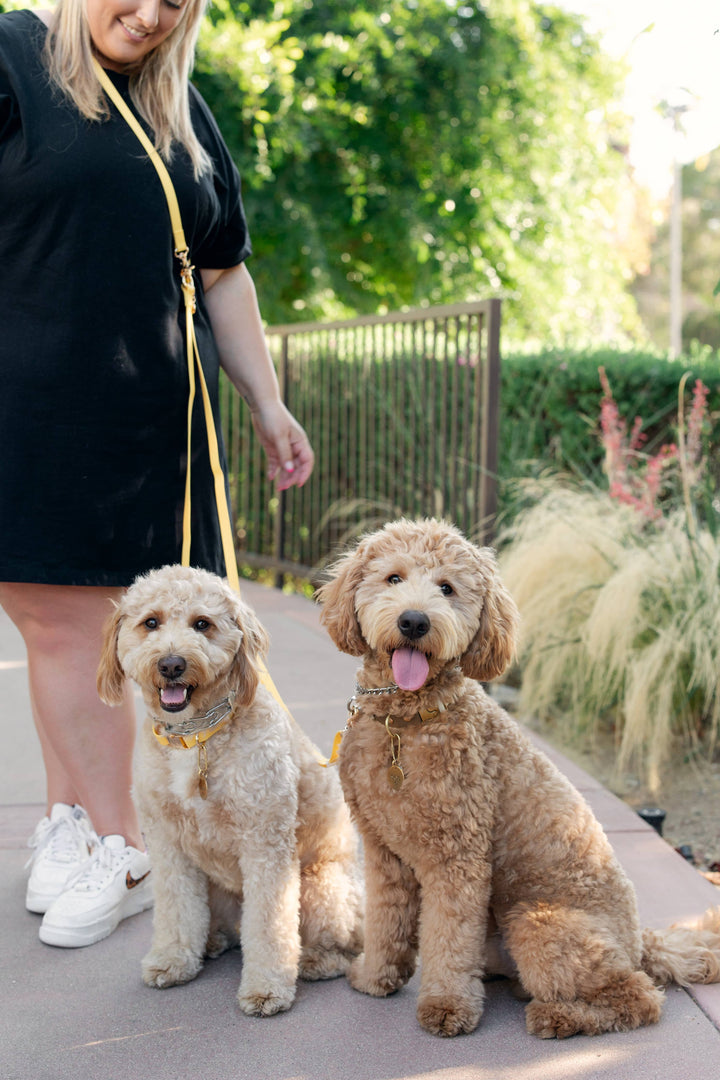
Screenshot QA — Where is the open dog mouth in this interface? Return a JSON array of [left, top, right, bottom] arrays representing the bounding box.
[[158, 683, 195, 713], [391, 647, 430, 691]]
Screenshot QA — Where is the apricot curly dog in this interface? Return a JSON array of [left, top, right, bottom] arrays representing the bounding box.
[[317, 518, 720, 1038], [98, 565, 362, 1017]]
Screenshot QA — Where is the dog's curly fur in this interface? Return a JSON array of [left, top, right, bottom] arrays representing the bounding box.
[[97, 565, 363, 1017], [316, 518, 720, 1038]]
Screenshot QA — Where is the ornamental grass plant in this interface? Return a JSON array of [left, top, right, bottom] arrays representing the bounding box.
[[499, 373, 719, 792]]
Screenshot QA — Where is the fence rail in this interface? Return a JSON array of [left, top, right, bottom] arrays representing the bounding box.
[[220, 299, 501, 583]]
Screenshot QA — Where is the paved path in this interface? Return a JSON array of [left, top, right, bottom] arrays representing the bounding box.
[[1, 580, 719, 1080]]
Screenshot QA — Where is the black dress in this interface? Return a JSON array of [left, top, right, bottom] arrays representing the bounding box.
[[0, 10, 252, 585]]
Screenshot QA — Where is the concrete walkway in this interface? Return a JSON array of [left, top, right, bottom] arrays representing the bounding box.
[[1, 580, 719, 1080]]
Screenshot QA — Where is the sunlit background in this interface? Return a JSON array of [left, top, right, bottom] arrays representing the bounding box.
[[555, 0, 720, 196]]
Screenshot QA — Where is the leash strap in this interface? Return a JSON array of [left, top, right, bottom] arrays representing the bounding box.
[[93, 62, 297, 718], [92, 60, 238, 590]]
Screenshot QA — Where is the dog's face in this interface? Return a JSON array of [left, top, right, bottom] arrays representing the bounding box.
[[97, 566, 269, 715], [317, 519, 518, 685]]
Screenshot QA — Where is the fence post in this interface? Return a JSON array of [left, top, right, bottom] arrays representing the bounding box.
[[480, 298, 501, 545]]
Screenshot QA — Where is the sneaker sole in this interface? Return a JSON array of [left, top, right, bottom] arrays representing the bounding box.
[[26, 888, 59, 915], [38, 882, 153, 948]]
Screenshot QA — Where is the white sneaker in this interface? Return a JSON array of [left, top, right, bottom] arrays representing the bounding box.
[[39, 834, 152, 948], [26, 803, 96, 914]]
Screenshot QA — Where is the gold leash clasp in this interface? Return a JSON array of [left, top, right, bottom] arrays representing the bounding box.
[[385, 716, 405, 790], [175, 247, 196, 314]]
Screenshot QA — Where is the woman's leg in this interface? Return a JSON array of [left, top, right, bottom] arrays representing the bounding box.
[[0, 581, 143, 849]]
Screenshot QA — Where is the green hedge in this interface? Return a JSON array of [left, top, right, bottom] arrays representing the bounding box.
[[499, 347, 720, 498]]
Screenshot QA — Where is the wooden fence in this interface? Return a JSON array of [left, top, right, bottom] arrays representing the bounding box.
[[219, 299, 501, 583]]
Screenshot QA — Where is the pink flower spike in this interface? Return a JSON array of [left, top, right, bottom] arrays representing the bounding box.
[[629, 416, 646, 453], [687, 379, 709, 465]]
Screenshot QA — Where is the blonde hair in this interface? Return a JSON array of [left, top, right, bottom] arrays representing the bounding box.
[[44, 0, 212, 176]]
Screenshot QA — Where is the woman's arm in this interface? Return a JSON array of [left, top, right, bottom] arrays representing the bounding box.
[[200, 263, 314, 490]]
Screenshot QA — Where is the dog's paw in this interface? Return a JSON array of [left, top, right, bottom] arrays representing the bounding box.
[[416, 995, 483, 1037], [299, 945, 352, 981], [205, 928, 239, 959], [142, 947, 203, 988], [348, 953, 415, 997], [525, 1000, 584, 1039], [237, 978, 296, 1017]]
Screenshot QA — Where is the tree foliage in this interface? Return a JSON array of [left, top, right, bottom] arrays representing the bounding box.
[[0, 1, 641, 339], [194, 0, 640, 340]]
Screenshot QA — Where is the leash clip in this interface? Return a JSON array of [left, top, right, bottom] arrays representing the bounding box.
[[175, 247, 196, 313]]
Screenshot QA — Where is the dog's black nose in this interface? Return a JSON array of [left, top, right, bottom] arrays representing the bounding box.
[[397, 610, 430, 641], [158, 654, 186, 680]]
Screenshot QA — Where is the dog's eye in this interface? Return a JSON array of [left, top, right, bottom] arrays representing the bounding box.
[[439, 582, 454, 596], [144, 617, 158, 630], [193, 618, 211, 632], [387, 574, 402, 585]]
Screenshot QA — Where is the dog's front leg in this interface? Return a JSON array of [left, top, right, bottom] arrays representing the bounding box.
[[236, 840, 301, 1017], [414, 863, 491, 1036], [142, 845, 210, 988], [349, 836, 419, 996]]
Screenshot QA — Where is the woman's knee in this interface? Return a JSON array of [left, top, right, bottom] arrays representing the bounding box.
[[0, 582, 121, 652]]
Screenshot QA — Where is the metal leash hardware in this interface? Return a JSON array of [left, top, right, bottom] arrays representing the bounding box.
[[385, 716, 405, 790], [197, 740, 209, 800], [175, 246, 196, 314]]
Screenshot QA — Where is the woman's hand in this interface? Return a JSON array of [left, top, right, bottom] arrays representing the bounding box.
[[249, 400, 314, 490]]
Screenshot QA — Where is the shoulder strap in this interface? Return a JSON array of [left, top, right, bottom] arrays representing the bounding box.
[[92, 60, 239, 591]]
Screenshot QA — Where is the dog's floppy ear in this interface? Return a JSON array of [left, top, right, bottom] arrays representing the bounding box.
[[229, 598, 270, 708], [460, 555, 519, 683], [97, 603, 127, 706], [316, 545, 368, 656]]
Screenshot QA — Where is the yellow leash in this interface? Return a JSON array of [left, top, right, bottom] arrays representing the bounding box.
[[93, 61, 288, 711]]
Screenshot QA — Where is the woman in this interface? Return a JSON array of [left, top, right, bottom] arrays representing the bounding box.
[[0, 0, 313, 947]]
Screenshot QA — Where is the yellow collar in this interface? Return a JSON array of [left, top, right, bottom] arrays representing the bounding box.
[[152, 693, 236, 749]]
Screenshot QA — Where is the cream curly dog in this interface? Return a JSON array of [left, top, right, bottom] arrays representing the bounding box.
[[317, 518, 720, 1038], [98, 565, 363, 1017]]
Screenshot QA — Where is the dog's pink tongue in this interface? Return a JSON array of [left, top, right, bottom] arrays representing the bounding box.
[[392, 648, 430, 691], [161, 685, 187, 707]]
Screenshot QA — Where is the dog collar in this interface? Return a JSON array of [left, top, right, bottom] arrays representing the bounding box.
[[152, 693, 237, 801], [321, 681, 455, 772], [382, 702, 447, 725], [152, 692, 236, 750], [347, 690, 448, 727]]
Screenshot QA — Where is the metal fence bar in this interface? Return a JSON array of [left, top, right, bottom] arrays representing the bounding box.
[[220, 300, 501, 583]]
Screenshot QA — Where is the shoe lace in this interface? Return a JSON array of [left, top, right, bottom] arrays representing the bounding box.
[[25, 809, 95, 870], [63, 840, 127, 894]]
